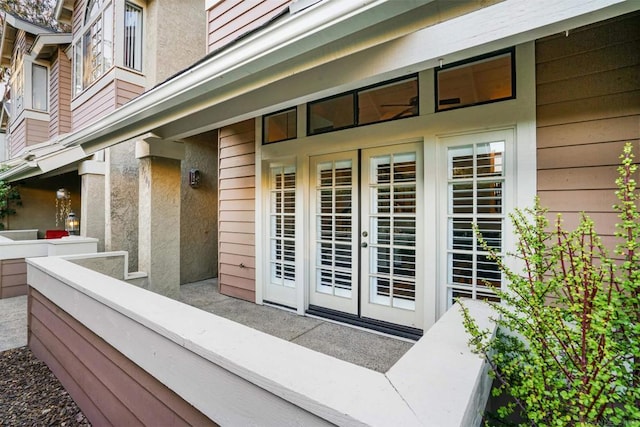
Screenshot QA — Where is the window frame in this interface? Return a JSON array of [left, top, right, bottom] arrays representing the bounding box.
[[434, 47, 516, 113], [307, 74, 419, 136], [31, 63, 49, 112], [262, 106, 297, 145]]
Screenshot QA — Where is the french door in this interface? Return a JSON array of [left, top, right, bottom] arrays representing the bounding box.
[[309, 142, 423, 330]]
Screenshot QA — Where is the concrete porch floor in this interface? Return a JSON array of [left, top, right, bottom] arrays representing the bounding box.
[[179, 278, 414, 373]]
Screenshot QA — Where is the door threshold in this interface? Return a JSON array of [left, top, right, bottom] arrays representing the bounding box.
[[307, 305, 423, 341]]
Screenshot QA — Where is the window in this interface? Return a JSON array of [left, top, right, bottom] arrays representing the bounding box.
[[81, 1, 113, 90], [124, 2, 143, 71], [263, 108, 296, 144], [446, 142, 505, 305], [270, 166, 296, 287], [308, 75, 418, 135], [31, 64, 48, 111], [73, 1, 142, 95], [436, 48, 515, 111], [11, 63, 24, 114]]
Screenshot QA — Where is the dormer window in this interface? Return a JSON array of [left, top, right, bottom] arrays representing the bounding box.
[[73, 1, 143, 96]]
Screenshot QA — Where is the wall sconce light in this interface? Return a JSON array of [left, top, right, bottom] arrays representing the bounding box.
[[56, 188, 70, 200], [189, 168, 201, 188], [65, 211, 80, 235]]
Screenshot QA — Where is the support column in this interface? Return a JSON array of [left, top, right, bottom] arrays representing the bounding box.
[[79, 159, 105, 252], [105, 141, 139, 271], [136, 136, 184, 298]]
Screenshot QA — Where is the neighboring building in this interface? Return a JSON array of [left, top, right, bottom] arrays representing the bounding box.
[[3, 0, 640, 343], [0, 1, 206, 267]]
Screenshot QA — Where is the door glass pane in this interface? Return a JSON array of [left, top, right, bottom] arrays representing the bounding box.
[[446, 142, 505, 305], [314, 160, 353, 297], [368, 152, 417, 310], [270, 166, 296, 288]]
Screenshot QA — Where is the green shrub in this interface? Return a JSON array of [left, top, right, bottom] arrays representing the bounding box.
[[461, 143, 640, 426]]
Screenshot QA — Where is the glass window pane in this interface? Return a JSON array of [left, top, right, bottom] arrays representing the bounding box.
[[264, 108, 296, 144], [437, 50, 514, 111], [32, 64, 48, 111], [308, 94, 354, 134], [358, 76, 418, 125], [103, 2, 113, 70], [124, 2, 143, 71]]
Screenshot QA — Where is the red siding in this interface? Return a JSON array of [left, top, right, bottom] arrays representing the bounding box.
[[28, 288, 217, 426], [207, 0, 290, 53], [49, 49, 73, 138], [0, 259, 27, 299], [536, 12, 640, 245], [218, 119, 256, 302]]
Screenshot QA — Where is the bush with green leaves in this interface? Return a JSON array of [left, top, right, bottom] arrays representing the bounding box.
[[461, 142, 640, 426], [0, 179, 21, 230]]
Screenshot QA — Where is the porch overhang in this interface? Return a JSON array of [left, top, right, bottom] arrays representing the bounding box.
[[4, 0, 639, 181]]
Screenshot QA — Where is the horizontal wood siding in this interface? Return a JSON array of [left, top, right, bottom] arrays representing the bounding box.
[[49, 49, 73, 138], [536, 12, 640, 245], [25, 118, 49, 146], [218, 119, 256, 302], [72, 81, 117, 131], [0, 259, 27, 299], [115, 79, 144, 107], [28, 288, 217, 426], [207, 0, 290, 53], [9, 119, 26, 158], [71, 0, 87, 37]]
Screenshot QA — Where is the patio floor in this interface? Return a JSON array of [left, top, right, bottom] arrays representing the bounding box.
[[179, 278, 414, 373]]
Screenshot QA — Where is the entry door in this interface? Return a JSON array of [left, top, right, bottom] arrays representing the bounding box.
[[309, 142, 423, 329]]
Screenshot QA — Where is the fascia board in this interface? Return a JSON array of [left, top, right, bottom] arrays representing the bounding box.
[[59, 0, 436, 150], [31, 33, 72, 56], [3, 13, 54, 36], [36, 145, 86, 174]]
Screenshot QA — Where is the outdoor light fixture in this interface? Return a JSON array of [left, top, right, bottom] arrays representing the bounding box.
[[56, 188, 70, 200], [65, 211, 80, 235], [189, 168, 201, 188]]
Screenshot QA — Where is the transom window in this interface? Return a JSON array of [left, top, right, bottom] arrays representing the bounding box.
[[73, 1, 143, 95], [436, 48, 515, 112], [446, 142, 505, 305], [263, 108, 297, 144], [308, 75, 418, 135]]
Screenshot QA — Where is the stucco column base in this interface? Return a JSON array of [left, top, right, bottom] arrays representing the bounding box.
[[137, 138, 184, 299], [79, 160, 105, 252]]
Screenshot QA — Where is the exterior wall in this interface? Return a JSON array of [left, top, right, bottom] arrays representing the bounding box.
[[536, 12, 640, 250], [0, 259, 27, 298], [180, 131, 218, 284], [218, 120, 255, 301], [145, 0, 205, 87], [28, 288, 216, 426], [72, 81, 117, 130], [206, 0, 290, 54], [49, 48, 73, 138], [25, 118, 49, 146], [6, 172, 81, 238], [8, 119, 26, 158]]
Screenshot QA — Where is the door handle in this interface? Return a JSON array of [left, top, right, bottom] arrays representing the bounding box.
[[361, 242, 368, 248]]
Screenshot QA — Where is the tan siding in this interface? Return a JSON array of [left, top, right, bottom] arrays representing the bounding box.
[[536, 12, 640, 247], [0, 259, 27, 299], [207, 0, 290, 53], [218, 120, 256, 302], [72, 81, 117, 130], [28, 288, 217, 426], [72, 0, 87, 37]]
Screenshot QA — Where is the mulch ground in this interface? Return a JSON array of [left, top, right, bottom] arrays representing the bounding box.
[[0, 346, 90, 426]]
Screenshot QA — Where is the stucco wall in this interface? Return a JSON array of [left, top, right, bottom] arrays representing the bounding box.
[[180, 131, 219, 284], [145, 0, 206, 88], [105, 142, 139, 271]]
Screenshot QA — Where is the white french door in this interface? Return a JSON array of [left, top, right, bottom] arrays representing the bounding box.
[[309, 142, 423, 330]]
